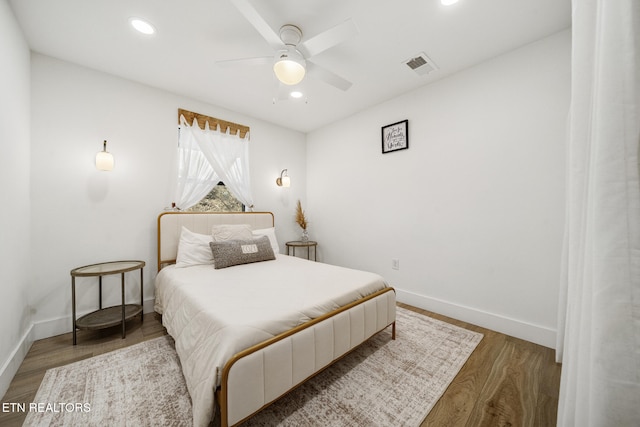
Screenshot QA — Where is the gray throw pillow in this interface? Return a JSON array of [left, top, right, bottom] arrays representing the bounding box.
[[209, 235, 276, 269]]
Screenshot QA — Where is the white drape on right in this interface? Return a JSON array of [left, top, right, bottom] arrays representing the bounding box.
[[556, 0, 640, 425]]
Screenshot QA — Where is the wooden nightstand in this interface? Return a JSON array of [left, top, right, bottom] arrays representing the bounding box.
[[71, 260, 145, 345], [286, 241, 318, 261]]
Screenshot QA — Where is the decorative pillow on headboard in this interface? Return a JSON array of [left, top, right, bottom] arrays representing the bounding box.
[[209, 235, 275, 269], [211, 224, 253, 242]]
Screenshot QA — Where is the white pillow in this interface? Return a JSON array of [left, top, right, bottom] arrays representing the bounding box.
[[252, 227, 280, 254], [175, 227, 214, 268], [211, 224, 253, 242]]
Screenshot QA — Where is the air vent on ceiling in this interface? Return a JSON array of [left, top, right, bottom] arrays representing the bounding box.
[[404, 52, 438, 76]]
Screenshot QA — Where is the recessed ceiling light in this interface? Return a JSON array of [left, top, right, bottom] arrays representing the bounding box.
[[290, 91, 303, 99], [130, 18, 156, 35], [441, 0, 459, 5]]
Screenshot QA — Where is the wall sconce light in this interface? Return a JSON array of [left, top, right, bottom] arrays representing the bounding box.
[[95, 140, 114, 171], [276, 169, 290, 187]]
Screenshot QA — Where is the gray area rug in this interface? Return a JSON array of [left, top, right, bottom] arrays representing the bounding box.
[[24, 307, 482, 427]]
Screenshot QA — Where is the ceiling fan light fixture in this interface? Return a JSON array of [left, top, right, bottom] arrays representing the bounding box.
[[273, 48, 306, 85]]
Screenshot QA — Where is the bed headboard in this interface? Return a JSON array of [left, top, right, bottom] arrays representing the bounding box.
[[157, 211, 275, 271]]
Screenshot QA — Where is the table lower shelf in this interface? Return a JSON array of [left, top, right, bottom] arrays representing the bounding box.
[[75, 304, 143, 330]]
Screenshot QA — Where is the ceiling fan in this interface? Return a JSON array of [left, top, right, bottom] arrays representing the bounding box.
[[217, 0, 358, 92]]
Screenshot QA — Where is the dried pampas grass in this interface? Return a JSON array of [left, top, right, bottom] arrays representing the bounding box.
[[295, 200, 308, 230]]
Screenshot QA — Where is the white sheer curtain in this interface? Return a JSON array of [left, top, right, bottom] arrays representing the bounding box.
[[174, 116, 254, 210], [174, 122, 219, 210], [556, 1, 640, 425]]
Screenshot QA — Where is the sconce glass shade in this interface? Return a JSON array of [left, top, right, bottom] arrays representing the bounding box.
[[96, 140, 114, 171], [276, 169, 290, 187], [273, 48, 306, 85]]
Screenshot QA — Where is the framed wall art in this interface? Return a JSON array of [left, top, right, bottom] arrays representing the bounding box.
[[381, 120, 409, 154]]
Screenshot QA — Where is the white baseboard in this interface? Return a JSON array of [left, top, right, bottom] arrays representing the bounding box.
[[0, 324, 34, 400], [395, 288, 557, 349], [33, 297, 157, 341]]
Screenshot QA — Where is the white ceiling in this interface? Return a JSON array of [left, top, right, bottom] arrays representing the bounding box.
[[10, 0, 571, 133]]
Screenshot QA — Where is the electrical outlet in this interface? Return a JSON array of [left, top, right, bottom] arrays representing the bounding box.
[[392, 259, 400, 270]]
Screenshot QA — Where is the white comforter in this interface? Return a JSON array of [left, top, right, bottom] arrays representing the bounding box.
[[154, 254, 389, 427]]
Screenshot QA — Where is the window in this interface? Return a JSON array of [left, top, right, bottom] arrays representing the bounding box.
[[175, 109, 253, 211], [186, 182, 244, 212]]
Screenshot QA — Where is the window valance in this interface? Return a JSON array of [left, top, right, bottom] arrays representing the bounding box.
[[178, 108, 250, 139]]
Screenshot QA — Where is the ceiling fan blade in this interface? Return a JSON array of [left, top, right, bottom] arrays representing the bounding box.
[[216, 56, 272, 68], [306, 62, 352, 91], [299, 19, 358, 58], [230, 0, 284, 50]]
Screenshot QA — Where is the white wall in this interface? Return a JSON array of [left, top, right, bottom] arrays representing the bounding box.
[[306, 30, 571, 348], [29, 53, 306, 339], [0, 0, 32, 397]]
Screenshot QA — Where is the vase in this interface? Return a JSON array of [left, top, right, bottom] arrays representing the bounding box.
[[301, 229, 309, 242]]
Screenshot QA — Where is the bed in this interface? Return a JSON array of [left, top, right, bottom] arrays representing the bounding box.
[[155, 211, 396, 427]]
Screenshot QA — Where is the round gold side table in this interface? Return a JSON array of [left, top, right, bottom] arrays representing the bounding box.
[[285, 241, 318, 261], [71, 260, 145, 345]]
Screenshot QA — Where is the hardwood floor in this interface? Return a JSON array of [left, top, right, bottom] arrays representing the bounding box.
[[0, 305, 561, 427], [408, 303, 562, 427]]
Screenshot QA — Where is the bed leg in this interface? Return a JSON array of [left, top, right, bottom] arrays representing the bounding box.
[[216, 389, 228, 427], [392, 321, 396, 340]]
